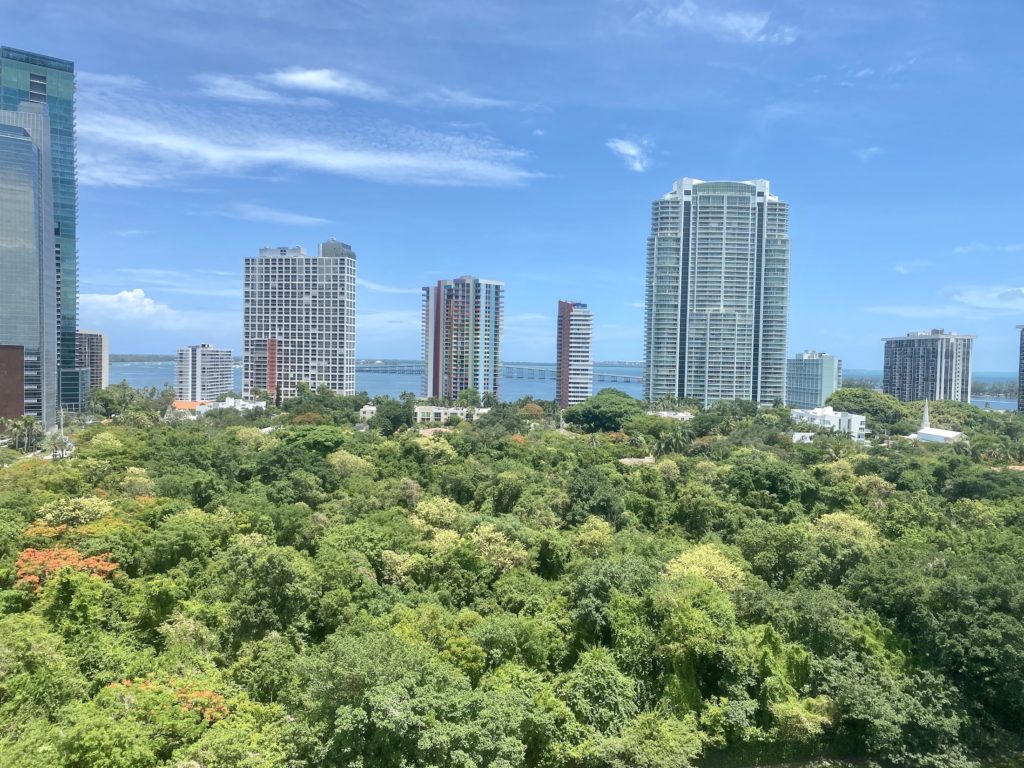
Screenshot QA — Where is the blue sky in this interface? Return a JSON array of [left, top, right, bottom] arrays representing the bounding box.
[[6, 0, 1024, 369]]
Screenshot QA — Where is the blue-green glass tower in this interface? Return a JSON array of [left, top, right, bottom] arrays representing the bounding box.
[[0, 46, 87, 410]]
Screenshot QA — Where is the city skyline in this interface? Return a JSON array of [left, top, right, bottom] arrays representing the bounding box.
[[5, 4, 1024, 371]]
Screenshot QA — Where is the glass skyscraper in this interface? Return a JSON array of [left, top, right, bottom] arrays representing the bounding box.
[[644, 178, 791, 406], [1, 46, 86, 410], [0, 103, 57, 428]]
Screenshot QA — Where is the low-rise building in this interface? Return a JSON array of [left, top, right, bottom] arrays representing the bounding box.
[[166, 400, 211, 421], [908, 400, 964, 444], [648, 410, 693, 422], [196, 397, 266, 417], [414, 405, 490, 424], [786, 350, 842, 408], [791, 406, 867, 442], [359, 404, 378, 422]]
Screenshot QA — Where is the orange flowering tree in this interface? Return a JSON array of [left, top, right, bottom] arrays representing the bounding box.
[[14, 547, 118, 592]]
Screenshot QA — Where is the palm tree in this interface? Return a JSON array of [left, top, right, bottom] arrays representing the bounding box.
[[654, 429, 690, 458], [17, 416, 42, 452]]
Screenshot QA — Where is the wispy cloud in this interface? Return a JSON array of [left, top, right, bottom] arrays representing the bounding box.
[[422, 88, 518, 109], [953, 243, 1024, 255], [261, 67, 389, 101], [194, 73, 328, 106], [75, 77, 541, 188], [78, 72, 145, 91], [854, 146, 881, 162], [357, 278, 421, 295], [866, 283, 1024, 321], [606, 138, 653, 172], [854, 67, 874, 78], [893, 259, 932, 274], [752, 100, 804, 133], [105, 268, 240, 298], [636, 1, 798, 45], [951, 285, 1024, 312], [222, 203, 330, 226]]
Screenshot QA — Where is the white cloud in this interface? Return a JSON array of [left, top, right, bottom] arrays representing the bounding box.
[[357, 278, 421, 295], [532, 128, 545, 137], [854, 67, 874, 78], [223, 203, 330, 225], [193, 74, 328, 106], [630, 301, 645, 308], [854, 146, 881, 162], [261, 67, 389, 100], [80, 288, 236, 328], [638, 1, 797, 45], [606, 138, 652, 172]]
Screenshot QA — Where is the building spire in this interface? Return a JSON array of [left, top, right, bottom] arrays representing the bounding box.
[[922, 399, 930, 430]]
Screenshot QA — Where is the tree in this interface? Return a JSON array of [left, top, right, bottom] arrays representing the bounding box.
[[369, 398, 414, 436], [564, 389, 644, 433]]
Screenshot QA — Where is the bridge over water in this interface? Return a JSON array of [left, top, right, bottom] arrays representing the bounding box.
[[355, 362, 641, 384]]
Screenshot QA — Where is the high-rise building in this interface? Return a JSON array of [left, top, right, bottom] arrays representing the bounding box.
[[243, 240, 356, 399], [555, 300, 593, 407], [882, 329, 974, 402], [175, 344, 233, 401], [1, 47, 87, 410], [0, 103, 57, 429], [76, 330, 109, 391], [643, 178, 791, 406], [786, 350, 842, 408], [1017, 326, 1024, 413], [423, 276, 503, 401]]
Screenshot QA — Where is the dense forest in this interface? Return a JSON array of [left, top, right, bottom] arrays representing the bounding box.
[[2, 385, 1024, 767]]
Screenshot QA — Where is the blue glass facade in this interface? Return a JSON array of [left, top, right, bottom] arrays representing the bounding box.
[[0, 105, 57, 428], [0, 46, 83, 410]]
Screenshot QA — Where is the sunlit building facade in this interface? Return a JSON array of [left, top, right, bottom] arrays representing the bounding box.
[[882, 329, 973, 402], [644, 178, 791, 406], [555, 300, 592, 407], [423, 276, 503, 400], [243, 240, 357, 399], [175, 344, 233, 401], [786, 350, 842, 408]]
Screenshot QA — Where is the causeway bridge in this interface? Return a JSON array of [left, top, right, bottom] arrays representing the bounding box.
[[355, 362, 641, 384]]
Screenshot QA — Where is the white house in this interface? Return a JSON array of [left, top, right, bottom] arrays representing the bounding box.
[[790, 406, 867, 443], [359, 404, 378, 422], [195, 397, 266, 417], [414, 405, 490, 424]]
